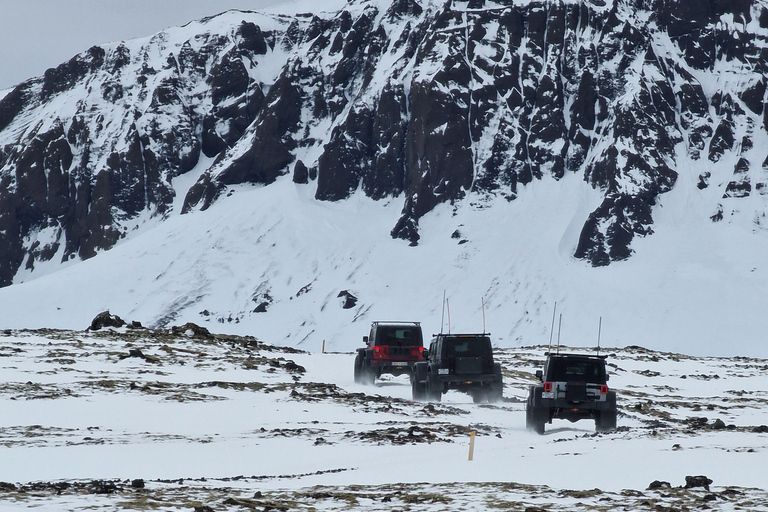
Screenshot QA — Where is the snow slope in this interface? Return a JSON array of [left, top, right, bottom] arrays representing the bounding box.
[[1, 168, 767, 358]]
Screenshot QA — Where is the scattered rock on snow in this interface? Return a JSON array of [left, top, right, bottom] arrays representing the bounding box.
[[118, 348, 159, 364], [89, 311, 126, 330], [685, 475, 713, 491], [337, 290, 358, 309], [283, 360, 306, 374], [648, 480, 671, 490], [171, 322, 212, 338]]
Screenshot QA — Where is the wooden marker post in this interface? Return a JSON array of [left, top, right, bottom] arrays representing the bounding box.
[[322, 339, 326, 353], [468, 430, 476, 461]]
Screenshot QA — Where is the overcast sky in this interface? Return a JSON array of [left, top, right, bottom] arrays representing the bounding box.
[[0, 0, 302, 90]]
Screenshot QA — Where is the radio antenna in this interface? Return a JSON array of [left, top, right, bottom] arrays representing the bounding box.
[[446, 298, 452, 334], [548, 302, 557, 352], [481, 297, 486, 333], [556, 314, 562, 354], [597, 316, 602, 355], [440, 290, 446, 334]]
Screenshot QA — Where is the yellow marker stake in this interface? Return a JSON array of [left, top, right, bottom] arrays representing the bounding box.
[[468, 430, 476, 461]]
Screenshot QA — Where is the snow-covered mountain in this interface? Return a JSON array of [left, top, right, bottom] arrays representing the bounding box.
[[0, 0, 767, 356]]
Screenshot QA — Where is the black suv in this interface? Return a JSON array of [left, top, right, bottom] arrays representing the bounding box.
[[411, 333, 503, 403], [354, 321, 424, 385], [526, 352, 617, 434]]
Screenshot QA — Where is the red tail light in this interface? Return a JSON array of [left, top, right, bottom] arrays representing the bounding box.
[[373, 346, 384, 359], [543, 382, 552, 392], [600, 385, 609, 394], [410, 346, 425, 359]]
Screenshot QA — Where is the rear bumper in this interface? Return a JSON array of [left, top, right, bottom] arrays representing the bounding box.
[[436, 372, 499, 384], [538, 398, 612, 411], [370, 360, 419, 372]]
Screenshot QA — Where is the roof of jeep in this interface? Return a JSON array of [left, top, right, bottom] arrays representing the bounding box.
[[545, 352, 607, 360], [433, 333, 491, 340]]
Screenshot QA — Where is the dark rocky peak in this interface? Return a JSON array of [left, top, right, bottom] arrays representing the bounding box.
[[41, 46, 105, 100], [1, 0, 768, 286], [386, 0, 423, 20]]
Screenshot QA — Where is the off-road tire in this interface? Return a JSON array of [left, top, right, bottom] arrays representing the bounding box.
[[526, 390, 547, 434], [411, 378, 427, 401], [357, 360, 375, 385], [596, 409, 617, 432], [489, 380, 503, 403], [353, 353, 363, 383], [472, 389, 488, 403], [426, 375, 442, 402], [526, 406, 546, 434]]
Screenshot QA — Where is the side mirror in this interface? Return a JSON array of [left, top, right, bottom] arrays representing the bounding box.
[[605, 374, 609, 382], [535, 370, 543, 381], [362, 335, 369, 344]]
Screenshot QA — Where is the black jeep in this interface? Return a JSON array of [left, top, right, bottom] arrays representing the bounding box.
[[526, 352, 617, 434], [411, 333, 503, 403], [353, 321, 424, 385]]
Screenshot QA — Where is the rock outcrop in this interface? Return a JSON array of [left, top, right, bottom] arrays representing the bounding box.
[[0, 0, 766, 285]]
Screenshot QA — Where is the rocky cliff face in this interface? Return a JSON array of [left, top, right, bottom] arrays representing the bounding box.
[[0, 0, 766, 286]]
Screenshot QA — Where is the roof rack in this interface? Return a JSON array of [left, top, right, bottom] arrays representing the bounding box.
[[544, 351, 607, 359], [433, 332, 491, 337], [372, 321, 420, 325]]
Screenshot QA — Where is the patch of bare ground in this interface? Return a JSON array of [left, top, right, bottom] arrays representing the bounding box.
[[1, 481, 767, 511]]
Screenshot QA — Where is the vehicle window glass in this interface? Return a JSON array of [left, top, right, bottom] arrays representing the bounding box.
[[548, 358, 605, 383], [445, 338, 491, 358], [377, 326, 422, 346]]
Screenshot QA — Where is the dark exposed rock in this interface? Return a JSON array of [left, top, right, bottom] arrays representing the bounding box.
[[88, 480, 119, 494], [685, 475, 713, 491], [293, 159, 309, 184], [0, 482, 17, 492], [723, 158, 752, 198], [283, 360, 307, 373], [709, 118, 736, 163], [89, 311, 126, 331], [648, 480, 671, 490], [119, 348, 160, 363], [171, 322, 213, 338], [337, 290, 358, 309]]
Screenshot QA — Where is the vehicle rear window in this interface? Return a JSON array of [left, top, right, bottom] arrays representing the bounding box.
[[547, 358, 605, 383], [377, 326, 423, 346], [444, 337, 491, 358]]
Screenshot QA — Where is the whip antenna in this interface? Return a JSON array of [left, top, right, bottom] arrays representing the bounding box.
[[597, 316, 602, 355], [548, 302, 557, 352], [556, 314, 562, 354], [446, 298, 452, 334], [440, 290, 446, 334], [481, 297, 486, 333]]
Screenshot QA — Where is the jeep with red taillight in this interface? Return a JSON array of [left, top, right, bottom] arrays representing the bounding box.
[[526, 352, 617, 434], [353, 322, 424, 385], [411, 333, 503, 403]]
